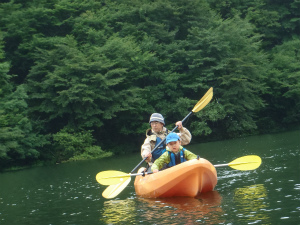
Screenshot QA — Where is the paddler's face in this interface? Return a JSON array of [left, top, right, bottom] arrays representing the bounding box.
[[150, 121, 164, 133], [167, 140, 181, 153]]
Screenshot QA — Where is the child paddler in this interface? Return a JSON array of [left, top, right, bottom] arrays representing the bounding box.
[[152, 132, 197, 173], [141, 113, 191, 171]]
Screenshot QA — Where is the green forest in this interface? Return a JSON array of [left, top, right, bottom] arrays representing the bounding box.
[[0, 0, 299, 171]]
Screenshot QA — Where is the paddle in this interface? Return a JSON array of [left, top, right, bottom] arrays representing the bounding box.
[[97, 170, 152, 185], [96, 155, 262, 186], [102, 178, 131, 199], [98, 87, 213, 199], [214, 155, 262, 171]]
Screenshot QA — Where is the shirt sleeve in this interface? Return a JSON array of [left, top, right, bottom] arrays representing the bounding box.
[[178, 127, 192, 146], [151, 152, 170, 171], [141, 137, 151, 158], [184, 149, 198, 160]]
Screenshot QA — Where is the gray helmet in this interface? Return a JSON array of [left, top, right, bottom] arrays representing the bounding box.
[[149, 113, 165, 125]]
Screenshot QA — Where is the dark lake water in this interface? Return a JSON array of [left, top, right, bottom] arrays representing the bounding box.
[[0, 129, 299, 224]]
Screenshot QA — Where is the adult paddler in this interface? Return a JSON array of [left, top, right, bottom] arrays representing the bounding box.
[[141, 113, 192, 171]]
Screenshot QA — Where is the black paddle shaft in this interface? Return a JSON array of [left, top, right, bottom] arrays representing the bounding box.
[[131, 111, 193, 173]]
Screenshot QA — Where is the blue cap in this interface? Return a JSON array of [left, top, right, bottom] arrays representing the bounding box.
[[166, 133, 180, 144]]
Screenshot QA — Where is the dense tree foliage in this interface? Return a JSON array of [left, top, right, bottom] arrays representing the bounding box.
[[0, 35, 47, 170], [0, 0, 299, 170]]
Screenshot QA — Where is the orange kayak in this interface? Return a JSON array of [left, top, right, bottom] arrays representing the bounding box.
[[134, 158, 217, 198]]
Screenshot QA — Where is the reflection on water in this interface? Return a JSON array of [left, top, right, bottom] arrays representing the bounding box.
[[139, 191, 224, 225], [101, 191, 224, 224], [234, 184, 271, 224], [101, 198, 137, 224]]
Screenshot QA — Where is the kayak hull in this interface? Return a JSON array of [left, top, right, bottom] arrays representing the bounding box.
[[134, 158, 217, 198]]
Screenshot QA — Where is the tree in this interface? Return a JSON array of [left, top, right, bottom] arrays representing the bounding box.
[[0, 33, 48, 170], [207, 0, 300, 49], [258, 39, 300, 130], [0, 84, 47, 170]]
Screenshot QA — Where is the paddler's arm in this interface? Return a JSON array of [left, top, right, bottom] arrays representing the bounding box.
[[184, 149, 198, 160], [176, 121, 192, 146], [141, 136, 153, 163], [151, 151, 170, 173]]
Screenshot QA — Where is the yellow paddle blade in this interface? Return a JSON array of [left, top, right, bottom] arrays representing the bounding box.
[[96, 170, 130, 185], [192, 87, 213, 113], [228, 155, 262, 171], [102, 178, 131, 199]]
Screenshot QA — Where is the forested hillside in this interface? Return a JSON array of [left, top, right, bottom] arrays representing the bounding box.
[[0, 0, 299, 170]]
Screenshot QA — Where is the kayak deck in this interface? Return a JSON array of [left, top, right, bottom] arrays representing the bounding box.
[[134, 158, 217, 198]]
